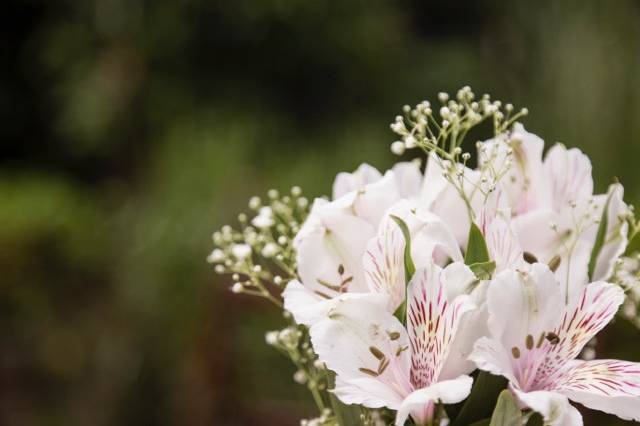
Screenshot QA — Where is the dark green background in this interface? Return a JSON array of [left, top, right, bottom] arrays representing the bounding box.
[[2, 0, 640, 424]]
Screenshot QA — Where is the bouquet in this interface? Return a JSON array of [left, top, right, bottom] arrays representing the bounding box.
[[208, 87, 640, 426]]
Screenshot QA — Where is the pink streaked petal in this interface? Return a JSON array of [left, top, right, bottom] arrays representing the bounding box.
[[556, 359, 640, 397], [557, 359, 640, 422], [406, 265, 474, 389], [549, 282, 624, 363], [527, 282, 625, 391], [363, 220, 406, 312]]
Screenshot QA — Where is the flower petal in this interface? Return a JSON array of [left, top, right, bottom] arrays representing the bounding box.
[[353, 171, 402, 226], [558, 359, 640, 422], [481, 123, 548, 215], [420, 153, 478, 248], [392, 161, 423, 199], [406, 265, 475, 389], [513, 389, 583, 426], [469, 337, 518, 384], [333, 376, 405, 409], [548, 282, 624, 364], [395, 375, 473, 426], [592, 184, 630, 281], [363, 220, 406, 312], [544, 144, 593, 214], [379, 201, 463, 267], [282, 279, 324, 325], [485, 217, 525, 273], [487, 264, 564, 353], [282, 280, 389, 326], [439, 264, 488, 379], [308, 297, 413, 407], [332, 163, 382, 199], [295, 198, 375, 296]]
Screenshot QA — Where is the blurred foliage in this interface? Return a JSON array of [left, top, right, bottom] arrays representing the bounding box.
[[1, 0, 640, 425]]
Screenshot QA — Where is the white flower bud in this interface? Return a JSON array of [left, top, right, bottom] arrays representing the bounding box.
[[231, 283, 244, 293], [231, 244, 252, 259], [207, 249, 225, 263], [249, 196, 261, 210], [404, 135, 417, 149], [391, 141, 406, 155], [261, 242, 279, 258], [265, 331, 279, 345], [293, 370, 307, 384]]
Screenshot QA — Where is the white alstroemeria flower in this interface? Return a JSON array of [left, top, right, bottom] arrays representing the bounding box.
[[479, 125, 630, 295], [309, 262, 477, 426], [470, 263, 640, 425], [284, 163, 434, 326]]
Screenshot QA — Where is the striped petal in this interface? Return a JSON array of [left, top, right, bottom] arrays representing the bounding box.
[[406, 264, 475, 389], [545, 282, 624, 366], [558, 360, 640, 422], [364, 220, 406, 312]]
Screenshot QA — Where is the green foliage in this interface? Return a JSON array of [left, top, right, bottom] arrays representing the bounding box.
[[465, 222, 491, 265], [449, 372, 508, 426], [588, 191, 612, 280], [390, 215, 416, 325], [489, 390, 522, 426]]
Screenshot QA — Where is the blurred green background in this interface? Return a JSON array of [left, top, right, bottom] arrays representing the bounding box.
[[2, 0, 640, 425]]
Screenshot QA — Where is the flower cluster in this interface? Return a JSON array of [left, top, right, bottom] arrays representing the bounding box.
[[209, 87, 640, 426]]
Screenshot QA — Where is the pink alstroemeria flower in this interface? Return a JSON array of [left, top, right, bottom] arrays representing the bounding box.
[[470, 263, 640, 425], [309, 262, 477, 426]]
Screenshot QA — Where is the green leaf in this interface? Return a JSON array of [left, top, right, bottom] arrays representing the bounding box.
[[390, 214, 416, 278], [465, 222, 491, 265], [468, 260, 496, 281], [588, 191, 612, 280], [489, 390, 523, 426], [390, 215, 416, 324], [450, 371, 508, 426], [525, 412, 544, 426]]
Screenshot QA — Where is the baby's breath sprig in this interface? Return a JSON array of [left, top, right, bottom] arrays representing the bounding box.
[[208, 186, 310, 307], [390, 86, 527, 219], [626, 204, 640, 249], [390, 86, 527, 160], [266, 326, 331, 417], [613, 254, 640, 329]]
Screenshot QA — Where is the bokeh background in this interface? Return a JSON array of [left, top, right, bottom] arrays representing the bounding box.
[[2, 0, 640, 425]]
